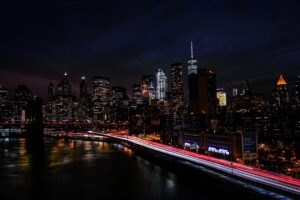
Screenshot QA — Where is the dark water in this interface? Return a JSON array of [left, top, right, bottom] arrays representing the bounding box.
[[0, 138, 279, 200]]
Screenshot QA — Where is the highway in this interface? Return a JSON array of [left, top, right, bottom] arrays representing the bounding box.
[[93, 132, 300, 196]]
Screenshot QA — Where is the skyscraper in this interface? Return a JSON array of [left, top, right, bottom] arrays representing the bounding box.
[[187, 41, 197, 75], [132, 83, 143, 105], [54, 73, 74, 122], [93, 75, 111, 121], [48, 82, 54, 101], [186, 41, 217, 115], [273, 74, 289, 108], [111, 86, 128, 122], [80, 76, 88, 98], [241, 80, 252, 96], [156, 68, 167, 101], [44, 82, 55, 122], [188, 41, 199, 113], [171, 63, 184, 115], [78, 76, 92, 121], [13, 85, 30, 121], [0, 85, 10, 121], [232, 88, 238, 97], [130, 83, 146, 135], [56, 72, 71, 96], [112, 87, 127, 106], [0, 85, 9, 108], [216, 88, 227, 107], [141, 75, 155, 104], [197, 69, 217, 114], [293, 75, 300, 108]]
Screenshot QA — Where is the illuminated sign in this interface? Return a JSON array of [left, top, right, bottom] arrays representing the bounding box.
[[208, 147, 229, 155], [184, 142, 191, 147], [184, 142, 199, 149]]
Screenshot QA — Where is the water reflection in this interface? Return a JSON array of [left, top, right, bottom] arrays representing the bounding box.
[[0, 138, 267, 200]]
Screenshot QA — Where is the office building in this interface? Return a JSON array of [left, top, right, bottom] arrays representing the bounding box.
[[141, 75, 155, 104], [216, 88, 227, 107], [170, 63, 184, 115], [273, 74, 289, 109], [187, 42, 200, 113], [93, 75, 111, 121], [156, 68, 167, 101]]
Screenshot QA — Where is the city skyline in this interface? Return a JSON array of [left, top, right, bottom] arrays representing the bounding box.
[[1, 0, 300, 97], [0, 63, 298, 102], [1, 1, 300, 199]]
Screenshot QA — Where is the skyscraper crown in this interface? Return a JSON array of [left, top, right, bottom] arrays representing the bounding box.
[[277, 75, 287, 85]]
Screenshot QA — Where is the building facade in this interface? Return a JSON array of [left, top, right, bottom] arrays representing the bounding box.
[[93, 75, 111, 122], [156, 68, 167, 102], [170, 63, 184, 116]]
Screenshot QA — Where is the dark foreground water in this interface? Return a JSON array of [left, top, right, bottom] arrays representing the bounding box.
[[0, 138, 289, 200]]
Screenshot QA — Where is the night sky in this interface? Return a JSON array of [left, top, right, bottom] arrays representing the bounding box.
[[1, 0, 300, 99]]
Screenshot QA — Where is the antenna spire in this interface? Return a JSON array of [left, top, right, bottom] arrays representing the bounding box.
[[190, 41, 194, 59]]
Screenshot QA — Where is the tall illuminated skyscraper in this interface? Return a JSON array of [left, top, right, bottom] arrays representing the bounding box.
[[216, 88, 227, 107], [92, 75, 111, 121], [232, 88, 238, 97], [187, 41, 197, 75], [111, 86, 128, 122], [54, 73, 74, 122], [273, 74, 289, 108], [171, 63, 184, 115], [156, 68, 167, 101], [188, 41, 199, 113], [133, 83, 142, 105], [56, 72, 71, 96], [112, 87, 127, 105], [44, 82, 55, 122], [93, 76, 110, 102], [80, 76, 88, 98], [187, 44, 217, 115], [78, 76, 91, 121], [141, 75, 155, 103]]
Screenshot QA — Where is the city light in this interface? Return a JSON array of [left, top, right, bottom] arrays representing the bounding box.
[[1, 2, 300, 199]]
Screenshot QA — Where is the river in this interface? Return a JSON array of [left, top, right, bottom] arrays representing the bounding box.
[[0, 137, 289, 200]]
